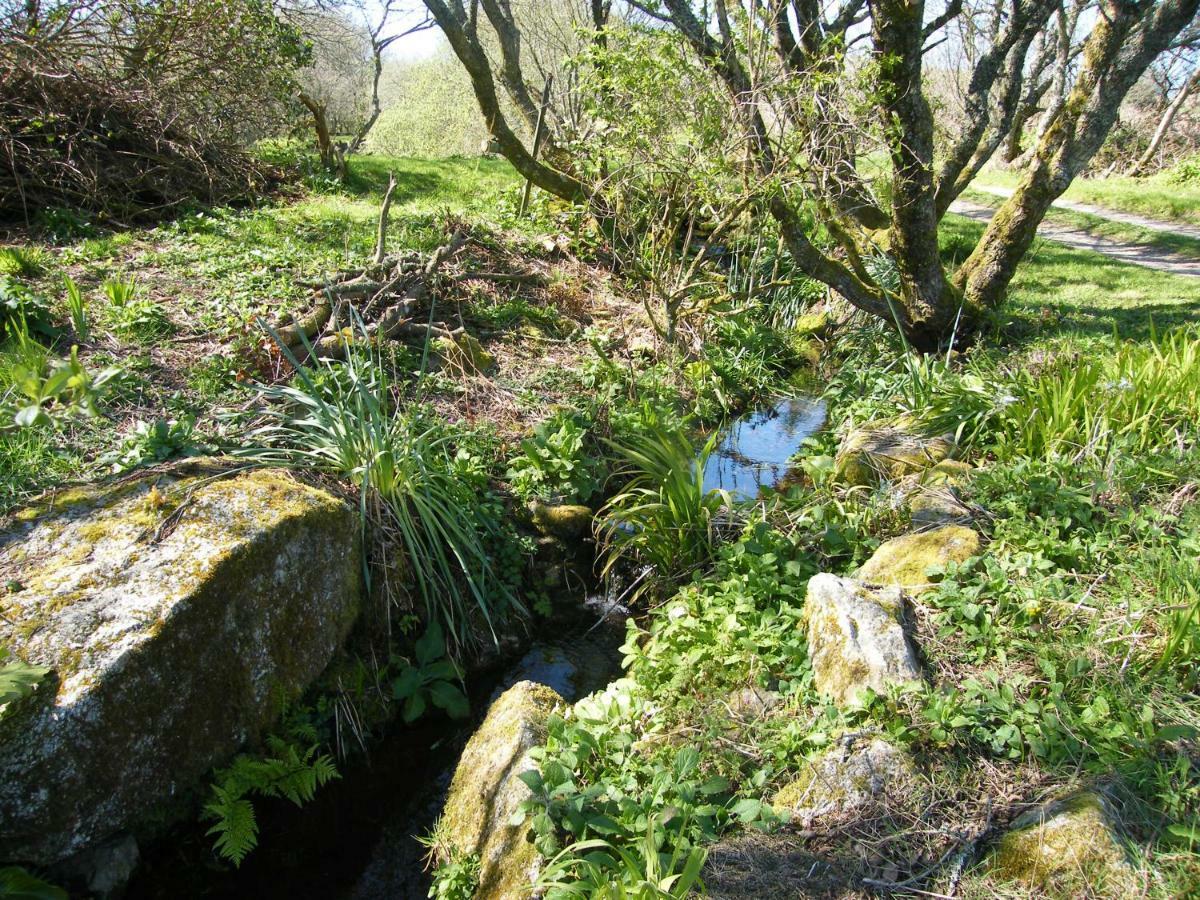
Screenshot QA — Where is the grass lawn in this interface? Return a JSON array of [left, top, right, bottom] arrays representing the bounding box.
[[941, 214, 1200, 339], [972, 167, 1200, 227]]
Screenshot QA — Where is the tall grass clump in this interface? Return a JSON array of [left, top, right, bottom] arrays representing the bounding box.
[[597, 418, 731, 603], [242, 327, 515, 650], [1002, 328, 1200, 461]]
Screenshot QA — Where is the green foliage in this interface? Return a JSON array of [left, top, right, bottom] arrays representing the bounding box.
[[535, 827, 708, 899], [597, 419, 729, 603], [0, 867, 67, 900], [3, 344, 120, 429], [425, 849, 480, 900], [204, 734, 339, 866], [101, 417, 207, 473], [0, 276, 54, 339], [62, 275, 89, 342], [102, 277, 172, 341], [391, 621, 470, 723], [0, 248, 48, 279], [506, 410, 602, 503], [0, 646, 50, 711], [243, 328, 520, 650]]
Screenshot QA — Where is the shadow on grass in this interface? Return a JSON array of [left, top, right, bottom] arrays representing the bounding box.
[[941, 216, 1200, 343]]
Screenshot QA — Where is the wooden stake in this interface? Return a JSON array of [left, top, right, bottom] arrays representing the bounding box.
[[519, 76, 554, 218]]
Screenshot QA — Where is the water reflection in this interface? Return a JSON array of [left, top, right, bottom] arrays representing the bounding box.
[[701, 396, 827, 500]]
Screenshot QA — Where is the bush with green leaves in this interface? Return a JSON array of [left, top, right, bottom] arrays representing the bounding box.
[[506, 410, 603, 504], [100, 416, 207, 473]]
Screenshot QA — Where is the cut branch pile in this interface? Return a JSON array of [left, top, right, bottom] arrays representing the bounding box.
[[0, 55, 277, 227], [276, 227, 475, 362]]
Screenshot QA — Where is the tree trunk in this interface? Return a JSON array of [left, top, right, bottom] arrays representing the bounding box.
[[957, 0, 1200, 310], [873, 0, 970, 349], [300, 92, 347, 181], [1128, 67, 1200, 176]]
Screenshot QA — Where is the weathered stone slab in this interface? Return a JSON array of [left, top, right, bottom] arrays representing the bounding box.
[[803, 574, 921, 705], [0, 463, 361, 863], [438, 680, 563, 900]]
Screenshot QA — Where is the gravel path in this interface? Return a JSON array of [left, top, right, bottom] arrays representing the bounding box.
[[971, 183, 1200, 240], [948, 194, 1200, 279]]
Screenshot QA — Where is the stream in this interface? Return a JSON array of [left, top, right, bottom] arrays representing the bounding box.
[[124, 394, 824, 898]]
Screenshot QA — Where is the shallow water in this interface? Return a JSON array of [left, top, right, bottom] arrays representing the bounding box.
[[701, 395, 827, 500]]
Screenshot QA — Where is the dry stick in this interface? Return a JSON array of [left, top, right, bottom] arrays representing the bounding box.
[[374, 172, 397, 266], [518, 76, 554, 218]]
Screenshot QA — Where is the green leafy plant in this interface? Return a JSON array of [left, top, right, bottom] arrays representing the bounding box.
[[597, 420, 730, 603], [242, 326, 519, 650], [101, 416, 207, 473], [0, 647, 50, 712], [0, 275, 54, 338], [506, 410, 603, 503], [62, 275, 90, 342], [0, 866, 67, 900], [535, 824, 708, 899], [101, 276, 172, 340], [4, 345, 120, 428], [204, 734, 339, 866], [391, 621, 469, 723]]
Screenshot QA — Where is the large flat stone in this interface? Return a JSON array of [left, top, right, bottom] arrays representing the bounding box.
[[856, 525, 981, 593], [0, 463, 361, 863]]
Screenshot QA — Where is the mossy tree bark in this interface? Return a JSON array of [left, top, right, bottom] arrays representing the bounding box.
[[956, 0, 1200, 310]]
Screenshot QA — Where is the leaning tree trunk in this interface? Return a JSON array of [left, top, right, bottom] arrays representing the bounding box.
[[300, 92, 346, 181], [1127, 68, 1200, 177], [957, 0, 1200, 310]]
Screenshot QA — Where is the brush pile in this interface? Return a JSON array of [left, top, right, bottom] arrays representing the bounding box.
[[275, 229, 476, 362], [0, 59, 277, 226]]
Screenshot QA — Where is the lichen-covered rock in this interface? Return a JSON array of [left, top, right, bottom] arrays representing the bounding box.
[[439, 680, 563, 899], [792, 312, 832, 339], [773, 737, 919, 827], [989, 790, 1135, 895], [0, 463, 361, 864], [529, 502, 593, 540], [803, 574, 921, 705], [435, 331, 495, 374], [856, 525, 981, 593], [834, 421, 955, 487]]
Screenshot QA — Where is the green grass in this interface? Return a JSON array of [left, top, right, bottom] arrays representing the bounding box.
[[941, 215, 1200, 339], [972, 167, 1200, 227], [961, 186, 1200, 259]]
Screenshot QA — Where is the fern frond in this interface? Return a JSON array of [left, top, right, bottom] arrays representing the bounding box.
[[204, 786, 258, 866]]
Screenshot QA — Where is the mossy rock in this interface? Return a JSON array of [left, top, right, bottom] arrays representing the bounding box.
[[439, 681, 564, 899], [802, 573, 921, 706], [529, 502, 593, 541], [792, 312, 833, 339], [0, 462, 362, 863], [773, 737, 920, 827], [834, 420, 956, 487], [435, 332, 496, 375], [988, 789, 1136, 896], [921, 459, 974, 485], [856, 525, 981, 593]]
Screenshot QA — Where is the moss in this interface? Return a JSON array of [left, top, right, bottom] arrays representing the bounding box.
[[435, 332, 496, 375], [989, 791, 1135, 896], [440, 681, 563, 900], [792, 312, 832, 339], [772, 739, 919, 826], [857, 525, 981, 592], [922, 459, 974, 484], [529, 502, 593, 540]]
